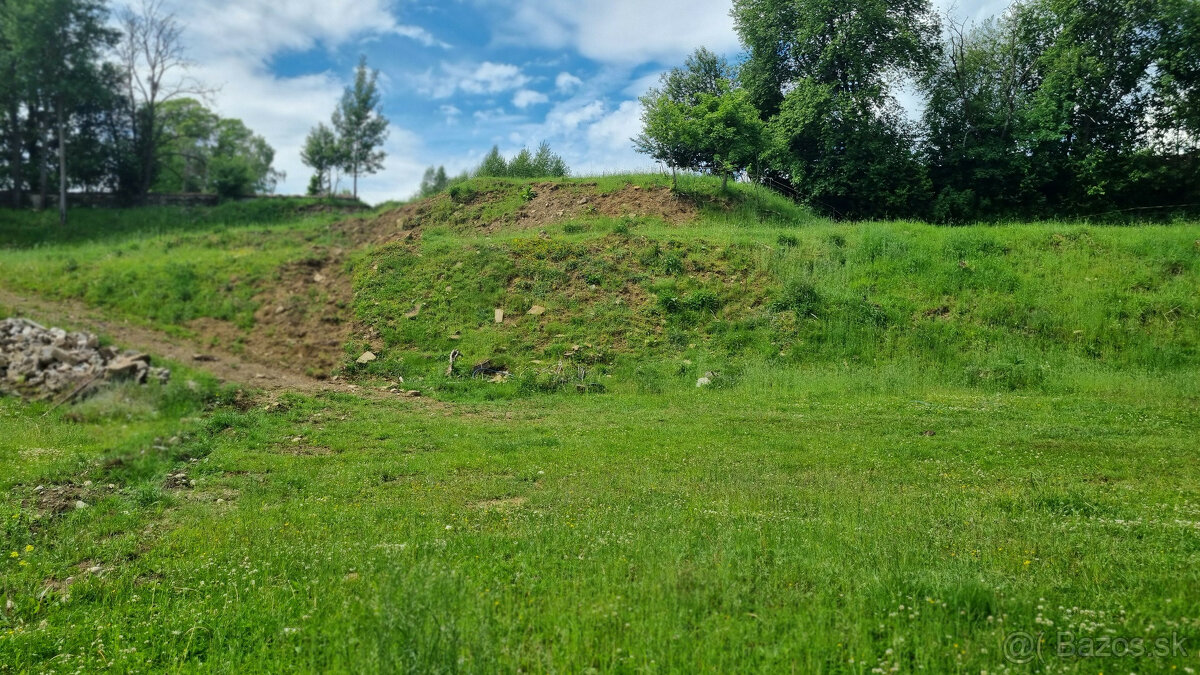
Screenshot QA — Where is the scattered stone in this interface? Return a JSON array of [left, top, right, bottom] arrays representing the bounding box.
[[357, 351, 378, 365], [404, 303, 423, 319], [696, 377, 712, 388], [527, 305, 546, 316], [73, 500, 89, 510], [1, 318, 170, 401], [495, 308, 505, 324], [922, 430, 937, 437]]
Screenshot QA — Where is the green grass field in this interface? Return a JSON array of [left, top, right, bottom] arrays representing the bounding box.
[[1, 177, 1199, 672]]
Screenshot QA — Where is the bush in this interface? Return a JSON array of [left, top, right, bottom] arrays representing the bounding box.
[[448, 183, 477, 204], [210, 156, 257, 199]]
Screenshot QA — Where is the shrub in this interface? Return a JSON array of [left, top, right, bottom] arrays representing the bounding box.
[[448, 183, 477, 204], [683, 289, 721, 313]]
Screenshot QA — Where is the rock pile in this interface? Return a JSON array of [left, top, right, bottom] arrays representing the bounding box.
[[0, 318, 169, 400]]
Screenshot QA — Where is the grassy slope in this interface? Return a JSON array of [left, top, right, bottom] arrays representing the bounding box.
[[1, 179, 1200, 672], [0, 199, 359, 332], [350, 175, 1200, 399]]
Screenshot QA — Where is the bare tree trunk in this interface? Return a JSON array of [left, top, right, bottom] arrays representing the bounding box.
[[7, 106, 20, 208], [37, 117, 49, 211], [57, 112, 67, 225]]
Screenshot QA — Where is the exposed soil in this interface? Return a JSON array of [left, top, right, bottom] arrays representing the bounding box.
[[326, 181, 700, 245], [189, 248, 354, 378], [512, 183, 698, 230], [333, 204, 425, 247]]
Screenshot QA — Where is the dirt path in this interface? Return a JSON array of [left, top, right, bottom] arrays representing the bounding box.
[[0, 286, 363, 395]]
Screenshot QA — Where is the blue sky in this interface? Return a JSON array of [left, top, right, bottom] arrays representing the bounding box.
[[165, 0, 1011, 204]]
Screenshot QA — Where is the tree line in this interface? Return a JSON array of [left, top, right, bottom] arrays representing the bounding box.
[[0, 0, 281, 223], [638, 0, 1200, 222], [414, 142, 569, 199]]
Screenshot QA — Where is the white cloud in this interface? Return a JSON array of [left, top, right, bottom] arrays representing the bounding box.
[[586, 100, 642, 151], [394, 25, 450, 48], [556, 72, 584, 92], [174, 0, 439, 59], [513, 89, 550, 109], [459, 62, 530, 94], [418, 61, 532, 98], [544, 99, 607, 135], [354, 127, 427, 205], [496, 0, 739, 65]]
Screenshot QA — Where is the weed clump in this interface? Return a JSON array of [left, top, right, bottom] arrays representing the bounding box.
[[771, 279, 823, 317]]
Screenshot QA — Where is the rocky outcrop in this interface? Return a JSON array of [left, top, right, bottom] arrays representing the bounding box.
[[1, 318, 169, 400]]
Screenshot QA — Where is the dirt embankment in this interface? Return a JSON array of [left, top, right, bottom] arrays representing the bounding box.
[[190, 249, 354, 378], [0, 182, 700, 393], [513, 183, 698, 229], [330, 181, 701, 243]]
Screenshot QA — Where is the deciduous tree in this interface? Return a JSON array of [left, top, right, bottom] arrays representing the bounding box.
[[333, 55, 388, 199], [301, 122, 340, 196]]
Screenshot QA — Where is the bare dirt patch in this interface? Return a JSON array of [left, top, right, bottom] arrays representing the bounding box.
[[472, 496, 528, 510], [190, 248, 354, 378], [334, 204, 426, 247], [513, 183, 697, 230]]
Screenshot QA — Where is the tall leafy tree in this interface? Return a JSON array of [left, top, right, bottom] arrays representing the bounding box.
[[0, 0, 22, 207], [920, 14, 1042, 221], [4, 0, 118, 223], [922, 0, 1193, 220], [116, 0, 210, 201], [635, 48, 764, 189], [1018, 0, 1161, 214], [531, 141, 568, 177], [332, 56, 388, 199], [476, 146, 508, 177], [1153, 0, 1200, 144], [147, 98, 279, 197], [300, 122, 340, 196], [153, 97, 219, 192], [733, 0, 939, 218], [208, 118, 280, 198]]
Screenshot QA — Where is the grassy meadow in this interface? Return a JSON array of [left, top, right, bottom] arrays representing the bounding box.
[[1, 176, 1199, 672]]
